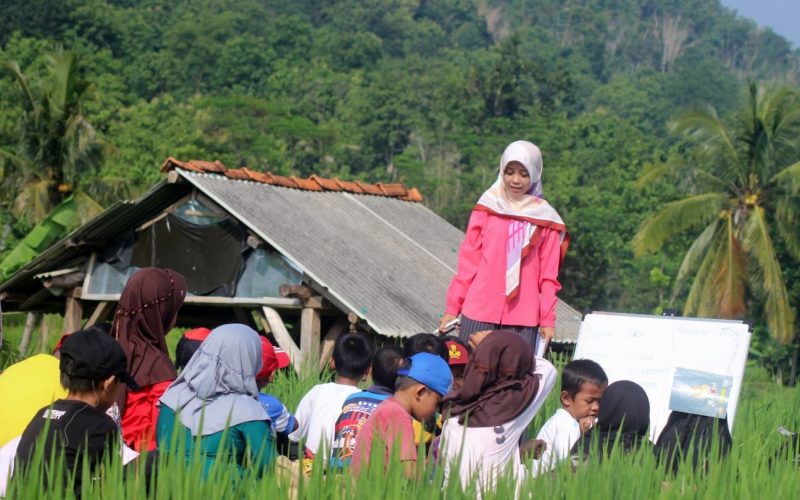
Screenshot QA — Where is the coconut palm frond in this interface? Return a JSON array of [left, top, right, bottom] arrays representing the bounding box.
[[710, 213, 747, 318], [635, 161, 673, 189], [775, 196, 800, 260], [770, 160, 800, 194], [633, 192, 728, 255], [13, 179, 52, 224], [670, 106, 737, 160], [689, 168, 734, 194], [3, 50, 107, 221], [72, 190, 106, 224], [683, 236, 721, 318], [672, 220, 720, 301], [2, 60, 36, 111], [743, 206, 796, 344]]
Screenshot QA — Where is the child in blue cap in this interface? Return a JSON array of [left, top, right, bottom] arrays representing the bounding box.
[[352, 352, 452, 478]]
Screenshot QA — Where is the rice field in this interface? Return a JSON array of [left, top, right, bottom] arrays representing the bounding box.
[[2, 316, 799, 499]]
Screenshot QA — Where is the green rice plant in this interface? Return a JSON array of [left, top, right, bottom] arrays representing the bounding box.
[[4, 357, 799, 499]]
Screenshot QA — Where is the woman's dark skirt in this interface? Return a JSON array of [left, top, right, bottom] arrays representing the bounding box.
[[458, 314, 539, 346]]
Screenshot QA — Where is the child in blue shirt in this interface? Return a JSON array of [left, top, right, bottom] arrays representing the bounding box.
[[330, 345, 405, 468]]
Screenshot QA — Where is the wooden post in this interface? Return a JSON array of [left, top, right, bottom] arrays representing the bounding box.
[[18, 312, 39, 354], [318, 317, 347, 372], [259, 306, 302, 374], [85, 301, 114, 327], [63, 288, 84, 335], [300, 307, 321, 369], [40, 314, 50, 352]]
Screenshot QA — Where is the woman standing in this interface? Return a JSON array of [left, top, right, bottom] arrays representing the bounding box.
[[439, 140, 568, 347], [114, 267, 186, 452]]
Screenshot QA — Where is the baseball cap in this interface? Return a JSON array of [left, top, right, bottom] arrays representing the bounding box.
[[184, 327, 212, 341], [272, 345, 291, 369], [445, 340, 469, 366], [257, 337, 291, 381], [60, 329, 140, 390], [397, 352, 453, 397]]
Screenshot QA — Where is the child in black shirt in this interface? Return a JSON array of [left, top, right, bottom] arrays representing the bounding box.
[[15, 328, 140, 496]]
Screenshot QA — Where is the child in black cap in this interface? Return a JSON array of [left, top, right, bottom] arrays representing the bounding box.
[[15, 328, 139, 496]]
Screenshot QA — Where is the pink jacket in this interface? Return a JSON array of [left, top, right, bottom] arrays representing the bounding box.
[[445, 210, 562, 327]]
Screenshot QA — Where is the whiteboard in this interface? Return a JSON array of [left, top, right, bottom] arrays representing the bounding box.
[[573, 312, 751, 441]]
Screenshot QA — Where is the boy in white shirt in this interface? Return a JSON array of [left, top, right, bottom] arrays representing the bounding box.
[[289, 333, 374, 474], [531, 359, 607, 475]]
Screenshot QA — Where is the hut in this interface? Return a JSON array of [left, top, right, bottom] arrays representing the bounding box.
[[0, 159, 583, 370]]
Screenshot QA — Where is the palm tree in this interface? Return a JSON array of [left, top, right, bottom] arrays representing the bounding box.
[[0, 49, 109, 224], [634, 83, 800, 346]]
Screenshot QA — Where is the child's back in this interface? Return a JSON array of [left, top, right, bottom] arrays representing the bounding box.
[[289, 382, 361, 458], [330, 345, 404, 467], [289, 333, 374, 462]]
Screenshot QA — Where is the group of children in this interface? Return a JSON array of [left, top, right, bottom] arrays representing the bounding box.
[[0, 267, 735, 497]]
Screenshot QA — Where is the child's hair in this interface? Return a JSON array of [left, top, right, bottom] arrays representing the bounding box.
[[175, 327, 212, 371], [59, 373, 103, 393], [561, 359, 608, 397], [404, 333, 449, 361], [333, 333, 375, 379], [371, 345, 405, 390], [394, 358, 418, 392]]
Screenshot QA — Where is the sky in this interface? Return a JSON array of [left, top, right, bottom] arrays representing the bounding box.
[[721, 0, 800, 49]]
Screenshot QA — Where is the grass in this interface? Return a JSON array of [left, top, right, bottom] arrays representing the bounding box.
[[2, 317, 799, 499]]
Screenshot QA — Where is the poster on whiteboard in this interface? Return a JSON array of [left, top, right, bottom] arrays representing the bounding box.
[[573, 312, 751, 442]]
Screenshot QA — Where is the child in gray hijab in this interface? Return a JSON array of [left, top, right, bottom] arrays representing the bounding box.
[[157, 324, 273, 477]]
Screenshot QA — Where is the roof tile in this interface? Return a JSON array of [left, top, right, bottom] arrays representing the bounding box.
[[357, 181, 384, 196], [161, 159, 422, 202], [377, 183, 408, 197]]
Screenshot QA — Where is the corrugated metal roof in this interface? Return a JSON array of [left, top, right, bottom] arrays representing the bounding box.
[[179, 170, 583, 342], [0, 168, 584, 343], [0, 181, 190, 295]]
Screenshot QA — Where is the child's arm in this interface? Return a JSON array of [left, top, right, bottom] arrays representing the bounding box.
[[520, 439, 547, 460]]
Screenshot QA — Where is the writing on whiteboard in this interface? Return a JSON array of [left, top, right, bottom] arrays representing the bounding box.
[[573, 313, 750, 442]]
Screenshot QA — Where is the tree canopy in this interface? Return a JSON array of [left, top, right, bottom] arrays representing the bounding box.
[[1, 1, 799, 374]]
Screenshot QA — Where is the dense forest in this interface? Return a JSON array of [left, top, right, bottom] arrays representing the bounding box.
[[1, 1, 799, 377]]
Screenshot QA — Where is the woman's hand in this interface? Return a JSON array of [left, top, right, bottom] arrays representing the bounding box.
[[438, 313, 458, 333], [540, 326, 555, 341]]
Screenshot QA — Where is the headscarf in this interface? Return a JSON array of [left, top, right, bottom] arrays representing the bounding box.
[[475, 141, 569, 299], [159, 324, 268, 436], [574, 380, 650, 460], [443, 331, 539, 427], [654, 411, 732, 474], [113, 267, 186, 410]]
